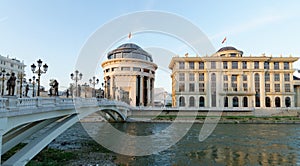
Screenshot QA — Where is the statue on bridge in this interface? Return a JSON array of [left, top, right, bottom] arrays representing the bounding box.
[[7, 72, 16, 96]]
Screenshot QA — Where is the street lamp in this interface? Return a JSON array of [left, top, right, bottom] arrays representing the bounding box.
[[17, 73, 26, 98], [70, 70, 82, 97], [29, 76, 38, 97], [0, 70, 10, 96], [31, 59, 48, 96], [89, 76, 99, 97]]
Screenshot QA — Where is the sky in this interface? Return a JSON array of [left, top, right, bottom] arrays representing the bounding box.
[[0, 1, 300, 92]]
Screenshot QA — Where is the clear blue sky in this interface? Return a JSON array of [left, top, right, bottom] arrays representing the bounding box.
[[0, 1, 300, 92]]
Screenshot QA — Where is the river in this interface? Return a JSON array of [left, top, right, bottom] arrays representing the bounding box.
[[74, 122, 300, 165]]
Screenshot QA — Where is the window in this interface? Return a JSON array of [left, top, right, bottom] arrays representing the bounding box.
[[242, 61, 247, 69], [223, 83, 228, 91], [121, 67, 130, 71], [284, 62, 289, 70], [254, 61, 259, 69], [189, 97, 195, 107], [179, 83, 185, 92], [255, 73, 260, 92], [179, 96, 185, 107], [275, 84, 280, 92], [223, 75, 228, 81], [266, 97, 271, 107], [199, 83, 205, 92], [189, 73, 194, 81], [243, 97, 248, 107], [232, 61, 238, 69], [285, 84, 290, 92], [133, 67, 140, 71], [243, 83, 248, 91], [189, 83, 195, 92], [231, 75, 237, 82], [211, 73, 217, 107], [179, 61, 185, 69], [265, 73, 270, 82], [274, 74, 280, 81], [211, 61, 216, 69], [179, 73, 185, 81], [233, 97, 239, 107], [199, 62, 204, 69], [265, 84, 270, 92], [285, 97, 291, 107], [284, 73, 290, 81], [231, 75, 238, 91], [230, 53, 237, 57], [223, 62, 228, 69], [264, 62, 269, 69], [274, 62, 279, 70], [199, 97, 205, 107], [275, 97, 281, 107], [199, 73, 204, 81], [189, 62, 194, 69], [243, 75, 247, 81], [224, 97, 228, 107]]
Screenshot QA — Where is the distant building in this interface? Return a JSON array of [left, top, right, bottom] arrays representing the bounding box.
[[101, 43, 157, 106], [169, 46, 300, 108], [0, 55, 26, 96], [153, 88, 172, 107]]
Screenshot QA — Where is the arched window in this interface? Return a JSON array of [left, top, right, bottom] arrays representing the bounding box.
[[233, 97, 239, 107], [255, 73, 260, 107], [199, 96, 205, 107], [265, 97, 271, 107], [275, 97, 281, 107], [189, 96, 195, 107], [211, 73, 216, 107], [179, 96, 185, 107], [224, 97, 228, 107], [243, 97, 248, 107], [285, 97, 291, 107]]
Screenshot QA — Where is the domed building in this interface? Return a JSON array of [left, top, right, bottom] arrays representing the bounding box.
[[169, 46, 300, 108], [101, 43, 157, 106]]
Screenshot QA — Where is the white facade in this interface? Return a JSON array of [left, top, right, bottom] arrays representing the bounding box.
[[101, 43, 157, 106]]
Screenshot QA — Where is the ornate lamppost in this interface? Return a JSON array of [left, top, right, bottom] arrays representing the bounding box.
[[89, 76, 99, 97], [29, 76, 38, 97], [70, 70, 82, 97], [17, 73, 26, 98], [0, 70, 10, 96], [31, 59, 48, 96]]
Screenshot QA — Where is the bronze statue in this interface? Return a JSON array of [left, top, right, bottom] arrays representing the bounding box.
[[7, 73, 16, 96]]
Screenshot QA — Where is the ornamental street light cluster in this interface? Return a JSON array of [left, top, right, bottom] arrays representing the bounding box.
[[31, 59, 48, 96], [29, 76, 38, 97], [70, 70, 83, 97], [89, 76, 99, 97], [17, 73, 26, 98]]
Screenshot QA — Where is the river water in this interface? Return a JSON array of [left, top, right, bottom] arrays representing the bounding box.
[[80, 123, 300, 165]]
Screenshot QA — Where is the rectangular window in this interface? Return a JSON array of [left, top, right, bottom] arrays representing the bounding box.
[[275, 84, 280, 92], [199, 62, 204, 69], [179, 73, 185, 81], [242, 61, 247, 69], [231, 75, 237, 82], [274, 74, 280, 81], [265, 84, 270, 92], [285, 84, 290, 92], [133, 67, 140, 71], [179, 83, 185, 92], [284, 73, 290, 82], [121, 67, 130, 71], [243, 75, 247, 81], [211, 61, 216, 69], [189, 62, 194, 69], [243, 83, 248, 91], [231, 83, 237, 91], [223, 75, 228, 81], [232, 61, 238, 69], [230, 53, 237, 57], [189, 83, 195, 92], [264, 62, 269, 69], [265, 73, 270, 82], [223, 83, 228, 91], [274, 62, 279, 70], [254, 61, 259, 69], [223, 62, 227, 69], [199, 73, 204, 81], [179, 61, 185, 69], [199, 83, 205, 92], [284, 62, 289, 70], [189, 73, 195, 81]]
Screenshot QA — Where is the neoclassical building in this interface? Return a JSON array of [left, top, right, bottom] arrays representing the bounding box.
[[101, 43, 157, 106], [169, 46, 300, 108]]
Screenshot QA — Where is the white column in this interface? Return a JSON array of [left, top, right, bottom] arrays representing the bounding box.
[[147, 77, 151, 106], [140, 76, 144, 106], [151, 78, 154, 106]]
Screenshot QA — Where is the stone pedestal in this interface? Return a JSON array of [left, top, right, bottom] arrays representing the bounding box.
[[3, 96, 18, 111]]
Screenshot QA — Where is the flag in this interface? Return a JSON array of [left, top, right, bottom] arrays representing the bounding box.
[[222, 37, 227, 44], [128, 32, 132, 39]]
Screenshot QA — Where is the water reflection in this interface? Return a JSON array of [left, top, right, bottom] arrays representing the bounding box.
[[82, 123, 300, 165]]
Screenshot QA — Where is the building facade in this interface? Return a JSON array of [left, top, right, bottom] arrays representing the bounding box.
[[101, 43, 157, 106], [169, 46, 300, 108], [0, 55, 26, 96]]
